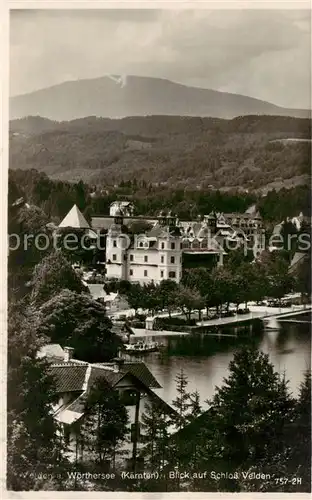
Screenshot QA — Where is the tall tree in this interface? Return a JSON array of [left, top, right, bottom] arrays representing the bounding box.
[[80, 379, 128, 468], [30, 250, 87, 305], [176, 285, 203, 321], [140, 400, 171, 471], [7, 303, 69, 490], [206, 349, 295, 471], [171, 369, 193, 432], [37, 289, 121, 362]]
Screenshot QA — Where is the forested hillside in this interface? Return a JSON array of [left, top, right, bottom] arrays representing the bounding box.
[[9, 169, 310, 224], [10, 115, 311, 192]]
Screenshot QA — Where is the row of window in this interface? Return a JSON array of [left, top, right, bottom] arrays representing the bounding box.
[[112, 239, 179, 250], [137, 241, 178, 250], [111, 254, 178, 264], [129, 269, 176, 279]]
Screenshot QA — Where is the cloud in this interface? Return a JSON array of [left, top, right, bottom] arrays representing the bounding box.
[[9, 9, 311, 108]]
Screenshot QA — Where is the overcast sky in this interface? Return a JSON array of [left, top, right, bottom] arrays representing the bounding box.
[[10, 9, 311, 109]]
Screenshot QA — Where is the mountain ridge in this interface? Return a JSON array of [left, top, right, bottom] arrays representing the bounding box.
[[9, 114, 311, 193], [10, 75, 310, 121]]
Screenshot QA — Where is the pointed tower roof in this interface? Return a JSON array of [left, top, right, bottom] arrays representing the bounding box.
[[245, 204, 257, 215], [59, 205, 90, 229]]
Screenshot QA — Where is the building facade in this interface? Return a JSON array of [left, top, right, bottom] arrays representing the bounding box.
[[106, 212, 183, 284]]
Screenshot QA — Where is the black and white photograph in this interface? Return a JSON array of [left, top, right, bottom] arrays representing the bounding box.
[[6, 4, 311, 494]]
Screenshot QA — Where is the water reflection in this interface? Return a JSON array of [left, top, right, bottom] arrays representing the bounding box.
[[127, 315, 311, 405]]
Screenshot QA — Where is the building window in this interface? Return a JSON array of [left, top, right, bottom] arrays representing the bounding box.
[[161, 242, 165, 249], [171, 242, 175, 250], [112, 254, 117, 261], [130, 269, 133, 276], [161, 271, 164, 278], [161, 256, 164, 263], [144, 270, 148, 277], [169, 271, 176, 278], [113, 240, 117, 247], [144, 255, 148, 263], [130, 254, 134, 261], [170, 256, 175, 264], [139, 242, 144, 248]]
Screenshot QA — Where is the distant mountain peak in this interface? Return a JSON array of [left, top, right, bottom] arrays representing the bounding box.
[[107, 74, 128, 88], [10, 75, 310, 121]]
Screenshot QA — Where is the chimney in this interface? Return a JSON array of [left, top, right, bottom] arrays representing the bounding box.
[[113, 350, 125, 373], [64, 346, 74, 363]]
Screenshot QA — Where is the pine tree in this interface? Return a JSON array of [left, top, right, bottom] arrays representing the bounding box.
[[7, 303, 69, 490], [80, 378, 129, 469], [140, 400, 171, 471], [290, 370, 311, 490], [189, 390, 202, 419], [207, 349, 295, 467], [171, 369, 192, 431]]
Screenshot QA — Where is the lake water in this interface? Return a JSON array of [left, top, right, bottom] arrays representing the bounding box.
[[126, 314, 311, 408]]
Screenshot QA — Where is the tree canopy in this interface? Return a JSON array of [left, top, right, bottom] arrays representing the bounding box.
[[36, 289, 121, 362]]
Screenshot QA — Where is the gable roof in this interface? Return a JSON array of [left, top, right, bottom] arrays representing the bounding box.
[[59, 204, 90, 229], [48, 360, 161, 394]]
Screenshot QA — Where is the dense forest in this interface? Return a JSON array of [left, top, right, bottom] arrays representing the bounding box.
[[9, 168, 310, 224], [9, 115, 311, 191]]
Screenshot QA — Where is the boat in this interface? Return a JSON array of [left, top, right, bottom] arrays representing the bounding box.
[[123, 341, 163, 354]]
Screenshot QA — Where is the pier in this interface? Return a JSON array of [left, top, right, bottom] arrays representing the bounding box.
[[126, 305, 311, 338]]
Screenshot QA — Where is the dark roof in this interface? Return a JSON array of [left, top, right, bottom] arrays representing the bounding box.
[[49, 364, 87, 392], [63, 371, 167, 417], [170, 407, 216, 442], [49, 360, 161, 394], [87, 366, 124, 390], [124, 362, 161, 389], [146, 388, 178, 417], [146, 226, 169, 238]]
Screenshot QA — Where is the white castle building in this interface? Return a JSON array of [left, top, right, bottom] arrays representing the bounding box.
[[106, 211, 183, 284]]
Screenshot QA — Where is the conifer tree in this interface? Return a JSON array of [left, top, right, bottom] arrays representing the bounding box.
[[140, 400, 171, 471], [80, 378, 129, 468], [207, 349, 295, 467], [7, 303, 69, 490], [171, 368, 192, 431], [189, 390, 202, 419]]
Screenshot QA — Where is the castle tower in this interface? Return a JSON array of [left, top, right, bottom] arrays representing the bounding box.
[[157, 213, 182, 283], [105, 210, 129, 280], [203, 212, 217, 236]]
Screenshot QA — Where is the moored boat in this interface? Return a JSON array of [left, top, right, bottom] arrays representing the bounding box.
[[123, 341, 163, 354]]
